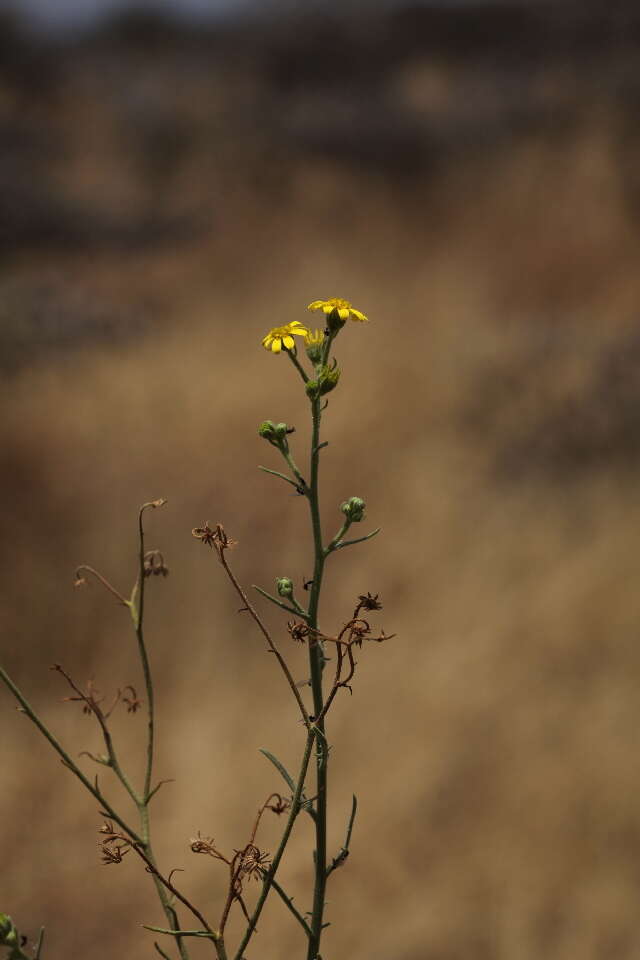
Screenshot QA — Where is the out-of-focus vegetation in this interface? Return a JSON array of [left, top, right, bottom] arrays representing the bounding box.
[[3, 3, 640, 958]]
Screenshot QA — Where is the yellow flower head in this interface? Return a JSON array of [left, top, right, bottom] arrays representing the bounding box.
[[307, 298, 368, 323], [261, 320, 309, 354]]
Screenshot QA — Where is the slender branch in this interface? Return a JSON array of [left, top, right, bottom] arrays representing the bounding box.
[[233, 730, 315, 960], [145, 927, 218, 940], [280, 449, 308, 493], [137, 499, 166, 803], [268, 876, 312, 937], [326, 795, 357, 878], [252, 584, 309, 621], [216, 555, 310, 725], [52, 664, 142, 809], [131, 843, 217, 938], [74, 565, 129, 606], [258, 466, 301, 491], [0, 666, 144, 845], [133, 501, 193, 960], [331, 528, 381, 551], [34, 926, 45, 960], [154, 942, 174, 960], [285, 348, 309, 383], [325, 518, 351, 553]]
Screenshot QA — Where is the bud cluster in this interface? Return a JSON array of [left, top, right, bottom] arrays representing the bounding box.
[[305, 362, 341, 400], [340, 496, 366, 523], [258, 420, 295, 450]]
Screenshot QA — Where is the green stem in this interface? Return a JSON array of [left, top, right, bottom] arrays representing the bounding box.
[[135, 502, 192, 960], [0, 666, 144, 846], [233, 732, 315, 960], [330, 527, 381, 552], [258, 465, 301, 491], [306, 396, 329, 960], [137, 502, 156, 803], [286, 347, 309, 383], [252, 584, 309, 621], [269, 877, 312, 938]]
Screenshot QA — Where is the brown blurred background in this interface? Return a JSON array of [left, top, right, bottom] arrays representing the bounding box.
[[3, 0, 640, 957]]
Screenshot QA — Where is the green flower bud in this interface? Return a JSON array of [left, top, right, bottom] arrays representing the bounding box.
[[259, 421, 293, 446], [340, 496, 366, 523], [276, 576, 294, 599], [305, 364, 340, 400], [305, 378, 320, 400], [258, 420, 278, 441], [319, 365, 340, 396], [0, 916, 17, 948]]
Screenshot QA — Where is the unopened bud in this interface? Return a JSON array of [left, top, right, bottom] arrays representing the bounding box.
[[0, 915, 17, 947], [340, 496, 366, 523], [276, 577, 294, 599], [258, 420, 278, 441], [305, 364, 341, 400], [258, 421, 293, 445]]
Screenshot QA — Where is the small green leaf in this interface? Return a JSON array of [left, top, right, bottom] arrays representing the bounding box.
[[259, 749, 295, 792]]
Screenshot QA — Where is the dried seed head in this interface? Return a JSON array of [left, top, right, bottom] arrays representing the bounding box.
[[143, 550, 169, 578], [192, 522, 236, 553], [122, 685, 142, 714], [190, 832, 218, 856], [237, 844, 271, 881], [358, 592, 383, 611], [287, 620, 310, 643]]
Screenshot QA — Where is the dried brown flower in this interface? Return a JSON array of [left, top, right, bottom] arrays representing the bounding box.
[[265, 793, 290, 815], [287, 619, 310, 643], [122, 685, 142, 714], [357, 592, 383, 611], [143, 550, 169, 578], [192, 522, 236, 553], [237, 843, 271, 882]]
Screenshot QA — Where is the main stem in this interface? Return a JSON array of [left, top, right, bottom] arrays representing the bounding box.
[[306, 396, 328, 960]]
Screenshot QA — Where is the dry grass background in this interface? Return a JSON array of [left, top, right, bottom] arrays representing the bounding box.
[[3, 5, 640, 958]]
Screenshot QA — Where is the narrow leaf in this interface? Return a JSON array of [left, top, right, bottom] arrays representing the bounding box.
[[259, 749, 295, 792]]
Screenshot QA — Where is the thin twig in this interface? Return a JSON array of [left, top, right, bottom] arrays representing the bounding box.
[[131, 842, 217, 937], [326, 795, 357, 878], [233, 731, 315, 960], [0, 666, 144, 846], [332, 528, 381, 551], [217, 555, 310, 726], [252, 584, 309, 621], [268, 876, 312, 937]]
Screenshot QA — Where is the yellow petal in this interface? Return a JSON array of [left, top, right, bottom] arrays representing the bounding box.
[[283, 335, 295, 349], [350, 309, 368, 322], [322, 304, 334, 314], [337, 308, 350, 320], [262, 334, 273, 348], [271, 339, 282, 353], [308, 300, 324, 311]]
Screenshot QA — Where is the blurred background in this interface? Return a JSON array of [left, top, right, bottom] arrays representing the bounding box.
[[2, 0, 640, 957]]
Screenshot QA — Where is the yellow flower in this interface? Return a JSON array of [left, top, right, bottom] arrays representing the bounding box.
[[307, 298, 368, 323], [261, 320, 309, 354]]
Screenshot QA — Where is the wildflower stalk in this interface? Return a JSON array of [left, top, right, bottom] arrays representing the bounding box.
[[305, 393, 330, 960]]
